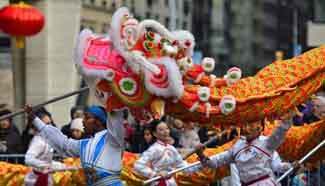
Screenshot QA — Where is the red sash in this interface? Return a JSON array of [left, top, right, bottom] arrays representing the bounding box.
[[33, 170, 49, 186], [157, 176, 172, 186]]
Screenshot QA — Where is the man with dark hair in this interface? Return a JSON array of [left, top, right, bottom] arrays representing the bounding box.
[[0, 109, 23, 163]]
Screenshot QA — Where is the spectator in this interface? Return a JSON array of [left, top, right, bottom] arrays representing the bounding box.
[[70, 118, 84, 140], [0, 109, 23, 163], [61, 106, 84, 138], [293, 96, 324, 125], [137, 126, 155, 153], [170, 119, 183, 146], [311, 96, 325, 120], [178, 121, 200, 154], [130, 119, 151, 153]]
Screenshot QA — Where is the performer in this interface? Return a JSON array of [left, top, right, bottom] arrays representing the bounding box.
[[24, 110, 68, 186], [196, 113, 296, 186], [25, 105, 125, 186], [230, 150, 296, 186], [134, 120, 197, 186]]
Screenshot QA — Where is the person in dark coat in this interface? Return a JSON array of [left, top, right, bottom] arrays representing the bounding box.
[[0, 109, 23, 163]]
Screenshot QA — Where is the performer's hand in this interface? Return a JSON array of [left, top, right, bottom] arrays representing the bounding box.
[[279, 111, 294, 122], [24, 104, 36, 120], [24, 104, 33, 114], [292, 161, 300, 172], [157, 170, 169, 178], [194, 143, 205, 155]]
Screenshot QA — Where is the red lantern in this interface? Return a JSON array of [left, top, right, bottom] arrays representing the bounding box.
[[0, 2, 45, 48]]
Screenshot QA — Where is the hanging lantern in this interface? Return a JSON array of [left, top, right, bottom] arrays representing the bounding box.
[[0, 2, 45, 48]]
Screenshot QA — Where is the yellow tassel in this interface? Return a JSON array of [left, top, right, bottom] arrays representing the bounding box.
[[15, 36, 25, 48]]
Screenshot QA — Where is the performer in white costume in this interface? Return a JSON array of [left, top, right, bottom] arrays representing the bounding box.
[[134, 120, 197, 186], [26, 105, 125, 186], [230, 150, 294, 186], [24, 111, 67, 186], [196, 113, 295, 186]]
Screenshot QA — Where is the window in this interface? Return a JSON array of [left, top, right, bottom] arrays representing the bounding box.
[[147, 0, 153, 7], [90, 0, 95, 5], [183, 21, 187, 29], [183, 0, 189, 15], [165, 0, 169, 6], [112, 2, 116, 9], [165, 17, 170, 27], [155, 15, 160, 20], [102, 0, 107, 7], [146, 12, 151, 18]]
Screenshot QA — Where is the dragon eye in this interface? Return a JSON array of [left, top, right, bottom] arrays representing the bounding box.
[[185, 40, 191, 47]]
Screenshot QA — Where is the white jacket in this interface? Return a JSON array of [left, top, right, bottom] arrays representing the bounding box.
[[24, 134, 66, 186], [205, 120, 292, 185]]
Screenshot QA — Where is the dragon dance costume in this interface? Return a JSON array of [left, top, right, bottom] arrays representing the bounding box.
[[31, 110, 125, 186]]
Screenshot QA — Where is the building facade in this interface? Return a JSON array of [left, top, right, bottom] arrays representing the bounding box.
[[194, 0, 312, 76]]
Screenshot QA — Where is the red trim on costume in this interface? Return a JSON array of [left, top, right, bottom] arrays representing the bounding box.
[[233, 146, 250, 158], [241, 175, 271, 186], [157, 140, 168, 146]]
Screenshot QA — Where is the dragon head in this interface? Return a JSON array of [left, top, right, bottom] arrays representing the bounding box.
[[74, 7, 239, 121]]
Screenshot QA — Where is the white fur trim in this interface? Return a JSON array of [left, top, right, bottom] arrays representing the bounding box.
[[219, 95, 236, 115], [74, 29, 109, 81], [171, 30, 195, 57], [144, 57, 184, 99], [189, 101, 199, 112], [198, 87, 210, 102], [129, 51, 161, 75], [136, 19, 173, 41], [201, 57, 215, 72], [109, 7, 130, 55], [163, 43, 178, 54]]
